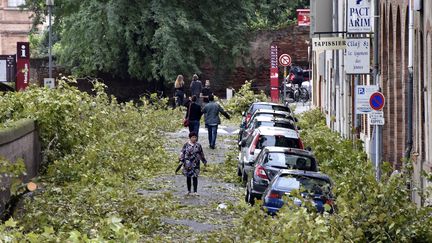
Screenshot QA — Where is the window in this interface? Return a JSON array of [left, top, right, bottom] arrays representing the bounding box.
[[275, 175, 331, 194], [256, 135, 300, 149], [8, 0, 26, 7], [265, 152, 316, 171]]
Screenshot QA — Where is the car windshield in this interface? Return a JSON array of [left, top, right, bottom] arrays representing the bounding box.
[[274, 175, 331, 194], [266, 152, 315, 170], [252, 104, 290, 114], [256, 135, 299, 149], [257, 121, 296, 130]]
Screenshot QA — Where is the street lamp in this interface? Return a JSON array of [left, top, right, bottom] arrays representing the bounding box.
[[46, 0, 54, 79]]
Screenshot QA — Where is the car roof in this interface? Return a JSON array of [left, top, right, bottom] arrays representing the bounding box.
[[252, 102, 285, 106], [252, 116, 295, 123], [252, 109, 292, 116], [254, 127, 299, 138], [277, 169, 331, 181], [262, 146, 314, 157]]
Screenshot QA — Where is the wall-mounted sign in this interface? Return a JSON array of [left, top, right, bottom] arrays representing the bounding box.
[[312, 37, 347, 51], [347, 0, 372, 33], [16, 42, 30, 91], [355, 85, 378, 115], [345, 38, 370, 74], [297, 9, 310, 26]]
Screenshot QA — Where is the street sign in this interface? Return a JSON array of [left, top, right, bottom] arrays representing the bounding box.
[[44, 78, 55, 89], [312, 37, 347, 51], [369, 92, 385, 110], [279, 54, 292, 67], [369, 111, 385, 125], [355, 85, 378, 114], [345, 38, 370, 74], [297, 9, 310, 26], [270, 44, 279, 102], [347, 0, 372, 33], [16, 42, 30, 91]]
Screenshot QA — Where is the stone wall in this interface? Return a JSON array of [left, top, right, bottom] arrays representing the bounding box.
[[0, 119, 41, 213]]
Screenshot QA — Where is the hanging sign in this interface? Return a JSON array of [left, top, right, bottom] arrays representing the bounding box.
[[297, 9, 310, 26], [312, 37, 347, 51], [347, 0, 372, 33], [16, 42, 30, 91], [345, 38, 370, 74]]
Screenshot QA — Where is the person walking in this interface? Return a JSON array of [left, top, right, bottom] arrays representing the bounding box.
[[190, 74, 202, 103], [200, 79, 213, 107], [178, 132, 207, 196], [202, 94, 230, 149], [185, 95, 202, 137], [174, 75, 186, 107]]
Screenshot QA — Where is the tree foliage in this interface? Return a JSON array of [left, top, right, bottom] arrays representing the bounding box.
[[26, 0, 253, 83], [25, 0, 309, 83]]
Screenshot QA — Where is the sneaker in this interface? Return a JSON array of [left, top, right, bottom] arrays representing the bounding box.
[[185, 192, 191, 197], [194, 192, 200, 197]]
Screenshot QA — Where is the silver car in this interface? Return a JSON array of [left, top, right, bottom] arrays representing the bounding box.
[[238, 126, 303, 185]]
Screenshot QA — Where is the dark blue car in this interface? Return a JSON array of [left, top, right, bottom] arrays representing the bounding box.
[[262, 170, 335, 214]]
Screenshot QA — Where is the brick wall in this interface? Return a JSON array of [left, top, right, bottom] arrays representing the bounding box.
[[199, 25, 310, 97]]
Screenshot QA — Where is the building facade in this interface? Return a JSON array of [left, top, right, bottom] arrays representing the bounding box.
[[0, 0, 32, 55], [310, 0, 431, 205]]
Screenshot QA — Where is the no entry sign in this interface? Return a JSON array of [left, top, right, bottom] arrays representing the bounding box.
[[279, 54, 292, 67], [369, 92, 385, 111]]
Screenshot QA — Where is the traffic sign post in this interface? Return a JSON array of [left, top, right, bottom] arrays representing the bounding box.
[[367, 91, 385, 182], [278, 54, 291, 104]]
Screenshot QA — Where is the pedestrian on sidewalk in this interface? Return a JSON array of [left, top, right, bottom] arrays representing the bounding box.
[[179, 132, 207, 196], [190, 74, 202, 104], [174, 75, 186, 107], [200, 80, 213, 108], [184, 95, 202, 137], [202, 94, 230, 149]]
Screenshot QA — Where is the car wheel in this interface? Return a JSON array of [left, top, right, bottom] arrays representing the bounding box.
[[241, 171, 248, 187], [237, 166, 242, 177], [246, 186, 255, 205]]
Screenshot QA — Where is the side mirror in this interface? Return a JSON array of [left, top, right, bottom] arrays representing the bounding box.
[[297, 126, 301, 130], [242, 111, 246, 116], [241, 140, 247, 147], [248, 161, 255, 166], [294, 117, 299, 123], [305, 146, 312, 151]]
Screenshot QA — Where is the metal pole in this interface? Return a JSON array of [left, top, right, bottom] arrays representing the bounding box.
[[283, 66, 287, 102], [375, 125, 380, 180], [48, 4, 52, 79], [373, 0, 381, 181]]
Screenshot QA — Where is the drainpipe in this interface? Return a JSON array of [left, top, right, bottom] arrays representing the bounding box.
[[404, 1, 414, 163]]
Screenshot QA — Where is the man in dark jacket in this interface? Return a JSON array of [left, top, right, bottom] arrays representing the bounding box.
[[202, 95, 230, 149], [185, 96, 203, 138]]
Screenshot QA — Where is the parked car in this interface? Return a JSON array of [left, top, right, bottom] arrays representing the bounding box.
[[239, 116, 298, 145], [239, 109, 298, 145], [262, 170, 335, 215], [238, 127, 303, 184], [245, 147, 318, 204], [240, 102, 292, 129]]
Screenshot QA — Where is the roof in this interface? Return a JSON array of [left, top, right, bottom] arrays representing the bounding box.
[[252, 109, 293, 116], [277, 169, 332, 181], [255, 127, 299, 138], [262, 146, 314, 157], [250, 102, 291, 112], [252, 116, 295, 124]]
